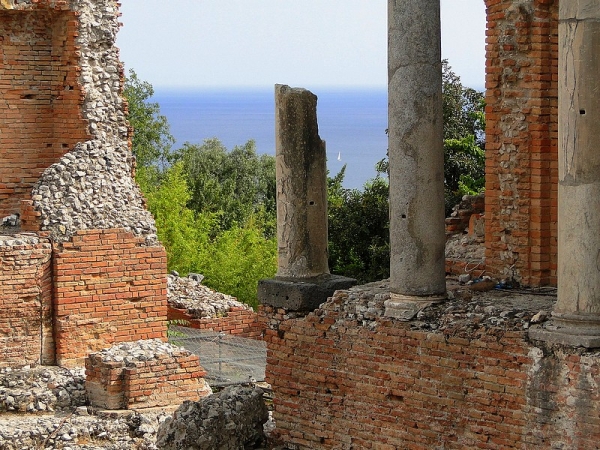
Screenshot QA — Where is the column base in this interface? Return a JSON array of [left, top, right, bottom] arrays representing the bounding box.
[[528, 313, 600, 348], [384, 293, 446, 321], [258, 274, 356, 312]]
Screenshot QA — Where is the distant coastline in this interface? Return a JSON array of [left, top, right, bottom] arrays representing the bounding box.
[[152, 87, 389, 190]]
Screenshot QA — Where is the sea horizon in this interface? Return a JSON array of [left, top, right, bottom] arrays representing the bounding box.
[[152, 86, 389, 190]]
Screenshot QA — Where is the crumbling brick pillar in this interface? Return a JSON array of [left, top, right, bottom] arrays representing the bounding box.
[[386, 0, 446, 319], [530, 1, 600, 348], [484, 0, 559, 286], [0, 7, 89, 218], [0, 234, 53, 367]]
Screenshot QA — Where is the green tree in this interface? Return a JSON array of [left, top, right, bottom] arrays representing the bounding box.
[[124, 69, 174, 170], [328, 172, 390, 284], [442, 60, 485, 144], [173, 138, 276, 233], [124, 71, 277, 308]]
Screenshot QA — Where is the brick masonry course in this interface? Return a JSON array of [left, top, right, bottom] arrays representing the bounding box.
[[262, 282, 600, 449]]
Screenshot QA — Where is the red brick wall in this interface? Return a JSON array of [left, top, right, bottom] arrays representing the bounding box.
[[168, 305, 264, 339], [0, 237, 53, 367], [0, 9, 89, 218], [262, 300, 600, 449], [86, 350, 210, 410], [484, 0, 558, 286], [53, 229, 168, 367]]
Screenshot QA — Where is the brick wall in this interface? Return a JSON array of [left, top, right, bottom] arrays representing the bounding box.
[[86, 347, 211, 410], [0, 8, 89, 218], [168, 305, 264, 339], [262, 290, 600, 449], [0, 235, 53, 367], [484, 0, 559, 286], [53, 229, 168, 367]]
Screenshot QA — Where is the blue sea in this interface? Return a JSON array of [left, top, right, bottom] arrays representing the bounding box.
[[153, 88, 388, 190]]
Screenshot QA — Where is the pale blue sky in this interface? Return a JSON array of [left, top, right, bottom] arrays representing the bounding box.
[[117, 1, 486, 90]]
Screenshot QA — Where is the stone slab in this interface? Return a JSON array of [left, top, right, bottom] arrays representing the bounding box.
[[384, 293, 446, 321], [529, 324, 600, 349], [258, 274, 356, 312]]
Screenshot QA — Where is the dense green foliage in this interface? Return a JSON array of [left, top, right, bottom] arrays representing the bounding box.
[[173, 139, 276, 234], [441, 61, 486, 213], [125, 75, 276, 308], [327, 168, 390, 284]]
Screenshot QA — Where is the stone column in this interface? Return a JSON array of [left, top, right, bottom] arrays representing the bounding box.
[[531, 2, 600, 347], [385, 0, 446, 319], [258, 85, 355, 312], [274, 84, 329, 279]]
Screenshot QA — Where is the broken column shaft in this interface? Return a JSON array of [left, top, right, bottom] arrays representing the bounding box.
[[258, 85, 355, 312], [386, 0, 446, 318], [274, 84, 329, 278], [531, 2, 600, 347]]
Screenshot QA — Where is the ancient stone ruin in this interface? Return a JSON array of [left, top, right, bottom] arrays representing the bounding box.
[[258, 1, 600, 448], [0, 0, 166, 369], [2, 0, 600, 449]]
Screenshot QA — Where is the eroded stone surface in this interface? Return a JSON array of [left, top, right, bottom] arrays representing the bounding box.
[[157, 385, 269, 450], [318, 279, 555, 337]]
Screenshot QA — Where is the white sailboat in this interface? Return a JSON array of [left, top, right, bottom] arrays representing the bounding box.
[[337, 152, 341, 161]]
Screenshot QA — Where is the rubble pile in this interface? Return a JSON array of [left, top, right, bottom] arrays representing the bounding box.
[[445, 232, 485, 263], [0, 366, 86, 414], [157, 385, 269, 450], [167, 273, 252, 318], [0, 409, 168, 450], [92, 339, 191, 365], [323, 279, 555, 337]]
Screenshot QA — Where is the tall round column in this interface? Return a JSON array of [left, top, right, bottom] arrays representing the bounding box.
[[553, 2, 600, 341], [387, 0, 446, 315]]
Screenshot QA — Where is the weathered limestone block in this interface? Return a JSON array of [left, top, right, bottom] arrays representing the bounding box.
[[156, 385, 268, 450]]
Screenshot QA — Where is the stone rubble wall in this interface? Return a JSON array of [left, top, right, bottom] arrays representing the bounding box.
[[167, 274, 264, 339], [28, 0, 158, 243], [262, 282, 600, 449], [0, 234, 53, 367], [0, 0, 168, 369], [484, 0, 559, 286], [85, 339, 211, 411]]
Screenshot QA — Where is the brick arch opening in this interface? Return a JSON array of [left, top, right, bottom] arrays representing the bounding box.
[[483, 0, 559, 286], [0, 9, 89, 219]]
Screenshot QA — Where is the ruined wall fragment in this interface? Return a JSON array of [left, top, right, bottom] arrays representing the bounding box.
[[484, 0, 559, 286]]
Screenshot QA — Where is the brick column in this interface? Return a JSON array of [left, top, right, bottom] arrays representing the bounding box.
[[530, 1, 600, 348], [483, 0, 559, 286], [386, 0, 446, 319]]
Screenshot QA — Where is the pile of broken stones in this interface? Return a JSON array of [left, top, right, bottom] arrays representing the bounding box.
[[167, 272, 253, 319]]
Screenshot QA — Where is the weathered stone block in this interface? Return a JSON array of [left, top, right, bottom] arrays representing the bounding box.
[[258, 274, 356, 312]]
